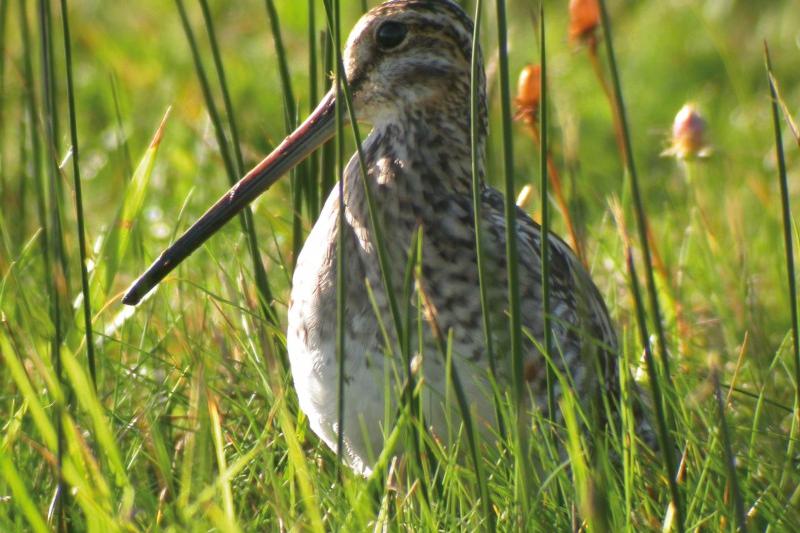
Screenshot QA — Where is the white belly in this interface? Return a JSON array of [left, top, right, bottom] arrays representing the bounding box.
[[287, 190, 391, 475]]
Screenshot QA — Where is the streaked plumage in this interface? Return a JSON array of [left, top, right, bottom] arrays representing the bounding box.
[[287, 0, 617, 474], [124, 0, 619, 476]]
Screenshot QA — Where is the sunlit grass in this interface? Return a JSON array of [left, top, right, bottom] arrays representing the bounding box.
[[1, 0, 799, 531]]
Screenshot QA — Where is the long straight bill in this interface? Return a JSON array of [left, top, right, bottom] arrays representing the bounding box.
[[122, 90, 337, 305]]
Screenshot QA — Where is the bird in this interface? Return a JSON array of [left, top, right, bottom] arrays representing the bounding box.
[[123, 0, 618, 476]]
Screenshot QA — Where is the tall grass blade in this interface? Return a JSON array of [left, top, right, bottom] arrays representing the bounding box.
[[195, 0, 278, 336], [495, 0, 532, 517], [418, 284, 496, 531], [320, 29, 335, 200], [596, 7, 684, 522], [306, 0, 320, 215], [60, 345, 133, 498], [207, 394, 236, 526], [38, 0, 60, 151], [596, 0, 673, 388], [59, 0, 96, 387], [1, 330, 59, 450], [174, 0, 277, 327], [624, 248, 684, 532], [711, 361, 746, 531], [18, 0, 49, 307], [277, 400, 325, 533], [263, 0, 296, 141], [323, 0, 348, 475], [197, 0, 245, 178], [37, 0, 71, 527], [104, 108, 171, 293], [765, 43, 800, 421], [561, 387, 612, 532], [495, 0, 523, 413], [322, 0, 434, 493], [469, 0, 503, 435], [0, 449, 50, 533], [264, 0, 308, 270], [538, 2, 554, 419]]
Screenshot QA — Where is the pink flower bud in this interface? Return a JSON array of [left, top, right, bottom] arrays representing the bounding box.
[[662, 103, 712, 160]]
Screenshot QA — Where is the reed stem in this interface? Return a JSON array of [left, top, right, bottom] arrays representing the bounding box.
[[59, 0, 97, 388]]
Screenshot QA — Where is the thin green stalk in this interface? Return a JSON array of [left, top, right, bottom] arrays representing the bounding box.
[[538, 2, 553, 419], [40, 0, 59, 155], [406, 229, 432, 505], [306, 0, 320, 216], [198, 0, 244, 177], [38, 0, 70, 528], [495, 0, 523, 411], [16, 108, 29, 250], [625, 248, 684, 533], [470, 0, 504, 441], [263, 0, 296, 127], [765, 43, 800, 423], [264, 0, 306, 270], [39, 0, 69, 287], [174, 0, 278, 329], [20, 2, 59, 520], [320, 29, 336, 201], [597, 0, 673, 388], [325, 0, 347, 475], [496, 0, 531, 519], [59, 0, 96, 388], [711, 363, 746, 531], [424, 312, 495, 532], [18, 0, 48, 290], [196, 0, 277, 337]]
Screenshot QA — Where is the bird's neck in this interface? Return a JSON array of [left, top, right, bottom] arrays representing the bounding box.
[[346, 108, 486, 200], [341, 108, 485, 262]]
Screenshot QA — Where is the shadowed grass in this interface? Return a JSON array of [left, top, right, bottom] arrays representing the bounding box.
[[538, 2, 554, 420], [765, 43, 800, 425]]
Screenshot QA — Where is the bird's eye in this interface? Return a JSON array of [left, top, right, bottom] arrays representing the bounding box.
[[375, 21, 407, 50]]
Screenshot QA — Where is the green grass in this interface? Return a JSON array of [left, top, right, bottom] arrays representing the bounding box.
[[1, 0, 800, 530]]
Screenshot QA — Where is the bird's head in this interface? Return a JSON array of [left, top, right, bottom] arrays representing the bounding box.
[[342, 0, 485, 125]]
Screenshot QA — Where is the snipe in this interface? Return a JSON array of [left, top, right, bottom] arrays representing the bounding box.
[[124, 0, 618, 475]]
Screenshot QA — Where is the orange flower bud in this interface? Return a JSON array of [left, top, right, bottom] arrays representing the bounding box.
[[569, 0, 600, 44], [514, 64, 541, 124], [662, 103, 712, 160]]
